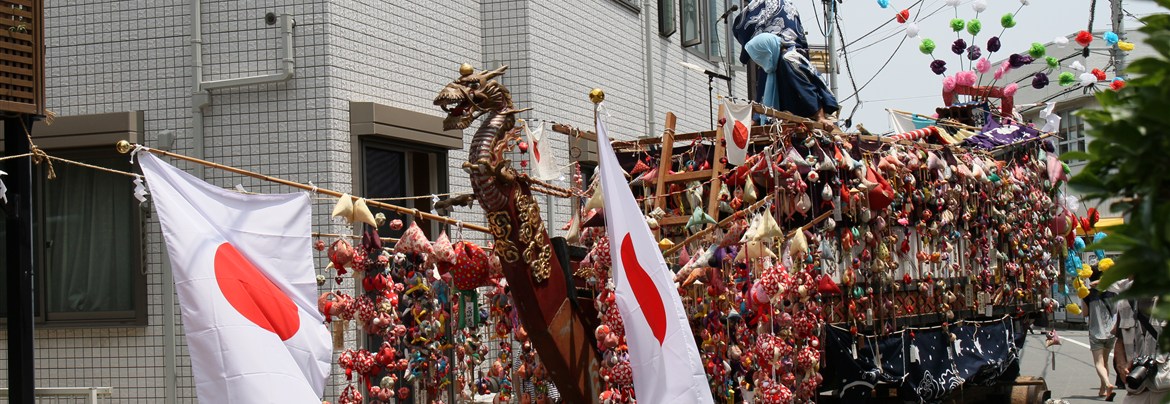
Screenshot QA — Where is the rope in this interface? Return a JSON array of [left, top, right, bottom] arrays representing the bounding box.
[[22, 123, 55, 180]]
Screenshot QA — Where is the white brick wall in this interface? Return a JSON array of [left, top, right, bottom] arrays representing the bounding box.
[[0, 0, 746, 402]]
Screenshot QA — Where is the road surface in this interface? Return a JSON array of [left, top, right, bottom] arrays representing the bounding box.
[[1020, 328, 1121, 403]]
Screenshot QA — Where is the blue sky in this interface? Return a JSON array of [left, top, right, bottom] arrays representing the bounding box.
[[798, 0, 1164, 132]]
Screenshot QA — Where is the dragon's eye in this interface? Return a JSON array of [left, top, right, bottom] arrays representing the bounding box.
[[467, 81, 479, 89]]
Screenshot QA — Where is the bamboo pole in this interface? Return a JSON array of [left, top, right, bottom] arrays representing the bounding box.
[[116, 141, 492, 234]]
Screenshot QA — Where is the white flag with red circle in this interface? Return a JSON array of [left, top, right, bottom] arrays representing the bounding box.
[[140, 152, 331, 403], [596, 107, 714, 403], [722, 100, 753, 166]]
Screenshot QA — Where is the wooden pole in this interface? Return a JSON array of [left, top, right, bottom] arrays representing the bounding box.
[[116, 141, 491, 234]]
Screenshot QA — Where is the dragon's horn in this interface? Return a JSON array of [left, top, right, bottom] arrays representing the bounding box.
[[481, 65, 509, 80]]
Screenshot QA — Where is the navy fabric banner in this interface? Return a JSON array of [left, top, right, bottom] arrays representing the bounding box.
[[822, 317, 1022, 403]]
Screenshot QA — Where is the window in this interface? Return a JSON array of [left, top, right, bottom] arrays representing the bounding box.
[[1, 112, 146, 325], [680, 0, 730, 62], [360, 139, 448, 240], [350, 101, 460, 239], [659, 0, 677, 37], [614, 0, 641, 12], [1057, 110, 1087, 157]]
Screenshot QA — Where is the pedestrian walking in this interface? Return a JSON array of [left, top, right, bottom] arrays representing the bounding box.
[[1112, 278, 1169, 403], [1085, 263, 1119, 400]]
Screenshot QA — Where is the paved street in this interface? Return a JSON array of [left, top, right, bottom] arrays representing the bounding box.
[[1020, 328, 1121, 403]]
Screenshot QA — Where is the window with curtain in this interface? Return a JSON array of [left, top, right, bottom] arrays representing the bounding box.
[[0, 147, 145, 324], [681, 0, 702, 48], [361, 139, 448, 240], [1057, 110, 1087, 159]]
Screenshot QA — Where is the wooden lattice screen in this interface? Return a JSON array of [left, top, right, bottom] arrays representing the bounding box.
[[0, 0, 42, 116]]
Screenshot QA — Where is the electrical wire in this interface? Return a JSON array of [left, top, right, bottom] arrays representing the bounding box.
[[809, 0, 828, 38]]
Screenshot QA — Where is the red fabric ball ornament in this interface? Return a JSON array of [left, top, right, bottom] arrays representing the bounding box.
[[896, 9, 911, 23], [1110, 80, 1126, 91], [520, 160, 528, 168], [1092, 68, 1107, 81], [450, 241, 492, 291], [518, 141, 529, 153], [1076, 30, 1093, 47]]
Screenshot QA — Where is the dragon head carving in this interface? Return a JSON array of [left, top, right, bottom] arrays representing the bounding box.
[[433, 64, 514, 130]]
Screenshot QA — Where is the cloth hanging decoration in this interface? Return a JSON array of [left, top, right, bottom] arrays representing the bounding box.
[[396, 222, 435, 257], [523, 121, 559, 181]]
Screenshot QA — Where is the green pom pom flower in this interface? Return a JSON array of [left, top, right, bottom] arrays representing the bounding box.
[[967, 19, 982, 36], [1046, 56, 1059, 68], [1029, 42, 1046, 59], [1001, 13, 1016, 28], [1059, 72, 1076, 86], [920, 38, 937, 55], [950, 18, 965, 32]]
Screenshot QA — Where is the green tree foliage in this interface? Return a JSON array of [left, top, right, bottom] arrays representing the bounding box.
[[1069, 1, 1170, 349]]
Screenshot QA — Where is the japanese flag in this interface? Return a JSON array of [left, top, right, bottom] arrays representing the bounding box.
[[721, 100, 753, 166], [596, 107, 714, 403], [524, 121, 558, 181], [140, 153, 331, 403]]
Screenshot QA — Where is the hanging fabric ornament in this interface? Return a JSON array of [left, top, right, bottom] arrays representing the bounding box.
[[1069, 60, 1086, 72], [352, 198, 378, 228], [1111, 78, 1126, 91], [1099, 257, 1115, 272], [906, 23, 920, 38], [951, 39, 967, 56], [332, 193, 355, 223], [737, 240, 777, 262], [687, 208, 717, 233], [920, 38, 937, 54], [1009, 54, 1033, 68], [1045, 56, 1059, 68], [896, 9, 911, 23], [877, 0, 889, 8], [744, 176, 758, 205], [1004, 83, 1019, 97], [1000, 13, 1016, 28], [1079, 72, 1097, 86], [1118, 41, 1135, 51], [630, 159, 651, 176], [967, 45, 982, 61], [987, 36, 1002, 53], [931, 60, 948, 75], [1066, 303, 1082, 315], [687, 180, 705, 210], [1032, 73, 1051, 89], [1092, 68, 1107, 81], [950, 18, 965, 32], [966, 19, 982, 36], [1028, 43, 1046, 58], [972, 0, 987, 13], [658, 238, 675, 251], [1104, 31, 1119, 46], [432, 231, 457, 274], [789, 230, 809, 258], [975, 58, 991, 73], [396, 222, 435, 257], [585, 187, 604, 210], [757, 211, 785, 241], [795, 192, 812, 215], [1075, 30, 1093, 47], [1054, 36, 1070, 47]]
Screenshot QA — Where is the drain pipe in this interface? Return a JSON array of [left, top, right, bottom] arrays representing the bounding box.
[[191, 7, 296, 176], [641, 0, 657, 137]]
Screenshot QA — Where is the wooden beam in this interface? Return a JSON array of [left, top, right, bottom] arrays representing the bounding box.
[[653, 113, 677, 213]]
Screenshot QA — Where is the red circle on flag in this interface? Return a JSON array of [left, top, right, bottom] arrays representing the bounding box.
[[619, 233, 668, 345], [732, 121, 750, 150], [214, 242, 301, 341]]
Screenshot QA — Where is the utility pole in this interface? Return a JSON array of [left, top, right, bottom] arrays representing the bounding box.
[[1111, 0, 1127, 75], [825, 0, 839, 97]]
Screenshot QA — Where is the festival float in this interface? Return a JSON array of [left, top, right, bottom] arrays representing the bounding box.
[[309, 1, 1135, 403]]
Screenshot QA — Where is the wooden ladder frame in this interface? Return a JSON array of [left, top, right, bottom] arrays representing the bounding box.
[[652, 106, 727, 233]]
